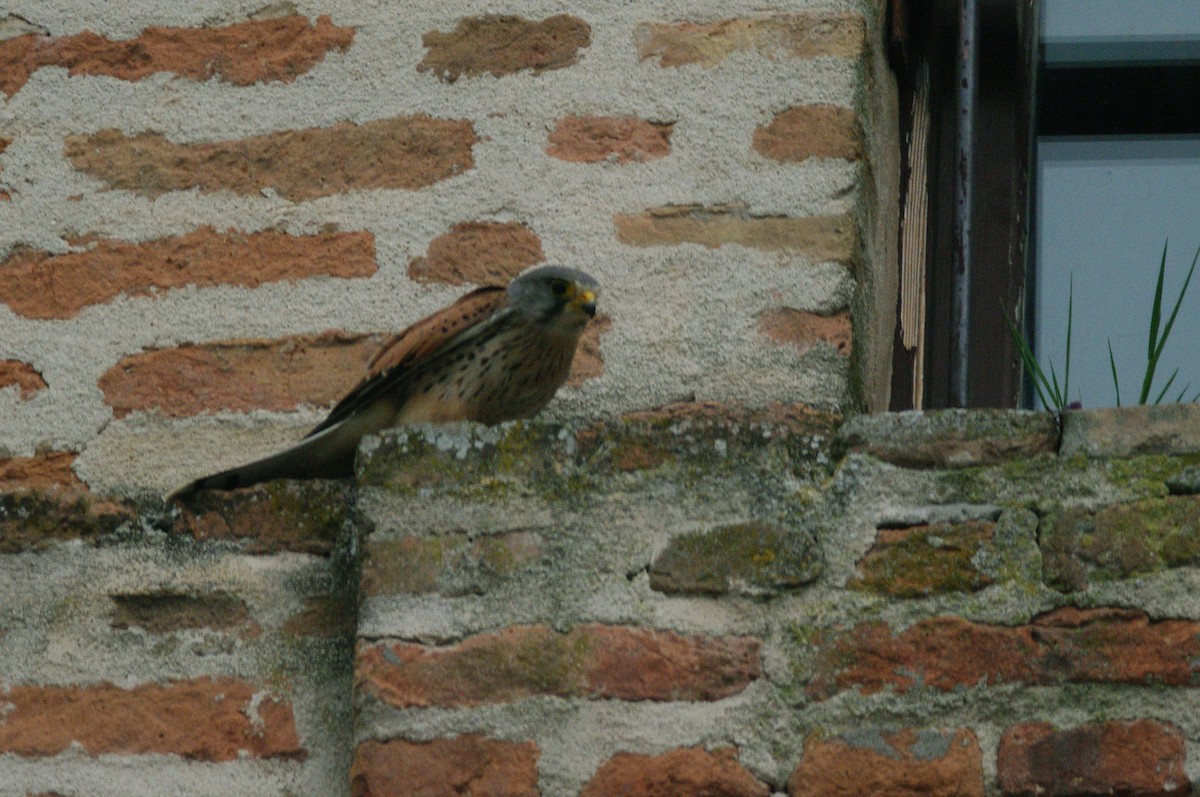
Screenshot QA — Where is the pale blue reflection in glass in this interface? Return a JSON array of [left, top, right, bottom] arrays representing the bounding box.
[[1034, 137, 1200, 409], [1042, 0, 1200, 64]]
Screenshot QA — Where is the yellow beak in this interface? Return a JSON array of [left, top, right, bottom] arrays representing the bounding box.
[[573, 288, 597, 317]]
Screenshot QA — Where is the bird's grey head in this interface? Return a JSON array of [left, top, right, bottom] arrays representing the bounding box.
[[507, 265, 599, 327]]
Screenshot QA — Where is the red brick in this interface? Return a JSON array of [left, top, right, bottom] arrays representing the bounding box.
[[362, 530, 545, 597], [613, 400, 841, 432], [608, 440, 671, 472], [0, 489, 134, 552], [281, 594, 357, 638], [99, 330, 384, 419], [758, 307, 852, 356], [407, 221, 543, 286], [109, 591, 257, 635], [356, 624, 761, 708], [0, 677, 303, 760], [363, 534, 469, 595], [0, 35, 37, 99], [0, 228, 375, 319], [635, 13, 865, 68], [547, 116, 673, 164], [615, 205, 855, 262], [0, 359, 46, 398], [351, 736, 539, 797], [789, 728, 984, 797], [809, 608, 1200, 699], [0, 451, 82, 492], [418, 15, 591, 82], [566, 313, 610, 387], [753, 106, 863, 162], [582, 746, 768, 797], [0, 15, 353, 98], [998, 720, 1188, 797], [0, 136, 10, 200], [64, 116, 476, 200], [171, 479, 353, 555], [582, 625, 761, 701]]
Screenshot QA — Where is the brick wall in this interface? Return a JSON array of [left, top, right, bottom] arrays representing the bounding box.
[[5, 404, 1200, 796], [12, 3, 1198, 797], [0, 0, 895, 498]]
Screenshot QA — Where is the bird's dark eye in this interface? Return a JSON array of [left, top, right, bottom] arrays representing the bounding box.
[[550, 279, 569, 296]]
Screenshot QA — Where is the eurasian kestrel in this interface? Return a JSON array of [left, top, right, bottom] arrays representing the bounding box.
[[167, 265, 599, 499]]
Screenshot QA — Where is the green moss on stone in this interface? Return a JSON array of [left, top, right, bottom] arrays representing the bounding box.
[[1041, 495, 1200, 590], [361, 416, 839, 511], [649, 520, 822, 596], [364, 528, 546, 598], [364, 423, 583, 502], [1104, 454, 1200, 498], [486, 422, 551, 477], [471, 532, 540, 576], [264, 481, 349, 543], [932, 454, 1109, 508], [976, 508, 1043, 586], [849, 521, 994, 598], [363, 433, 464, 495], [456, 629, 589, 700], [363, 535, 469, 595]]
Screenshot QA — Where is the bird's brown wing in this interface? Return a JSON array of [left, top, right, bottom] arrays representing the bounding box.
[[365, 286, 507, 376], [304, 286, 508, 438]]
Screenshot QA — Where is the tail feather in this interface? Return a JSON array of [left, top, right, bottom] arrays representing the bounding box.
[[164, 418, 365, 502]]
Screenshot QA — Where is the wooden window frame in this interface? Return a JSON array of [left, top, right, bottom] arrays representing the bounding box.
[[888, 0, 1039, 409]]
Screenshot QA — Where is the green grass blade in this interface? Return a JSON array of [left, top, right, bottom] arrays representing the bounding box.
[[1108, 339, 1121, 407], [1140, 242, 1173, 403], [1006, 319, 1052, 409], [1047, 359, 1064, 410], [1063, 275, 1073, 407], [1154, 367, 1180, 405], [1003, 303, 1056, 411], [1175, 382, 1191, 403], [1140, 243, 1199, 404], [1150, 243, 1200, 362], [1147, 241, 1168, 362]]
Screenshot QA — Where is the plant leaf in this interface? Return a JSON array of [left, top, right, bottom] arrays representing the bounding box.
[[1048, 358, 1064, 410], [1150, 243, 1200, 363], [1003, 301, 1056, 411], [1139, 242, 1170, 403], [1108, 338, 1121, 407], [1147, 241, 1168, 363], [1063, 274, 1073, 407], [1154, 367, 1180, 405]]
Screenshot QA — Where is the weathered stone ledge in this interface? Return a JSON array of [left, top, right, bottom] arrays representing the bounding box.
[[3, 405, 1199, 557], [5, 404, 1200, 797]]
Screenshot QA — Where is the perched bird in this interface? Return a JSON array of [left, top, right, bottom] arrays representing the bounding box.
[[166, 265, 599, 500]]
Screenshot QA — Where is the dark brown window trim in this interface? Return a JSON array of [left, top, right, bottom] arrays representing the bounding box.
[[889, 0, 1039, 409]]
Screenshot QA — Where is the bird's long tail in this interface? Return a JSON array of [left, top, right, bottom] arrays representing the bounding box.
[[164, 420, 362, 502]]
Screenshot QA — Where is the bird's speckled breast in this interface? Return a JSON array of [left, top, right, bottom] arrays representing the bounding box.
[[400, 316, 584, 426]]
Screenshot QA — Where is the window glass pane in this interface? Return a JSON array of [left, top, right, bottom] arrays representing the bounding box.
[[1034, 137, 1200, 408], [1043, 0, 1200, 64]]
